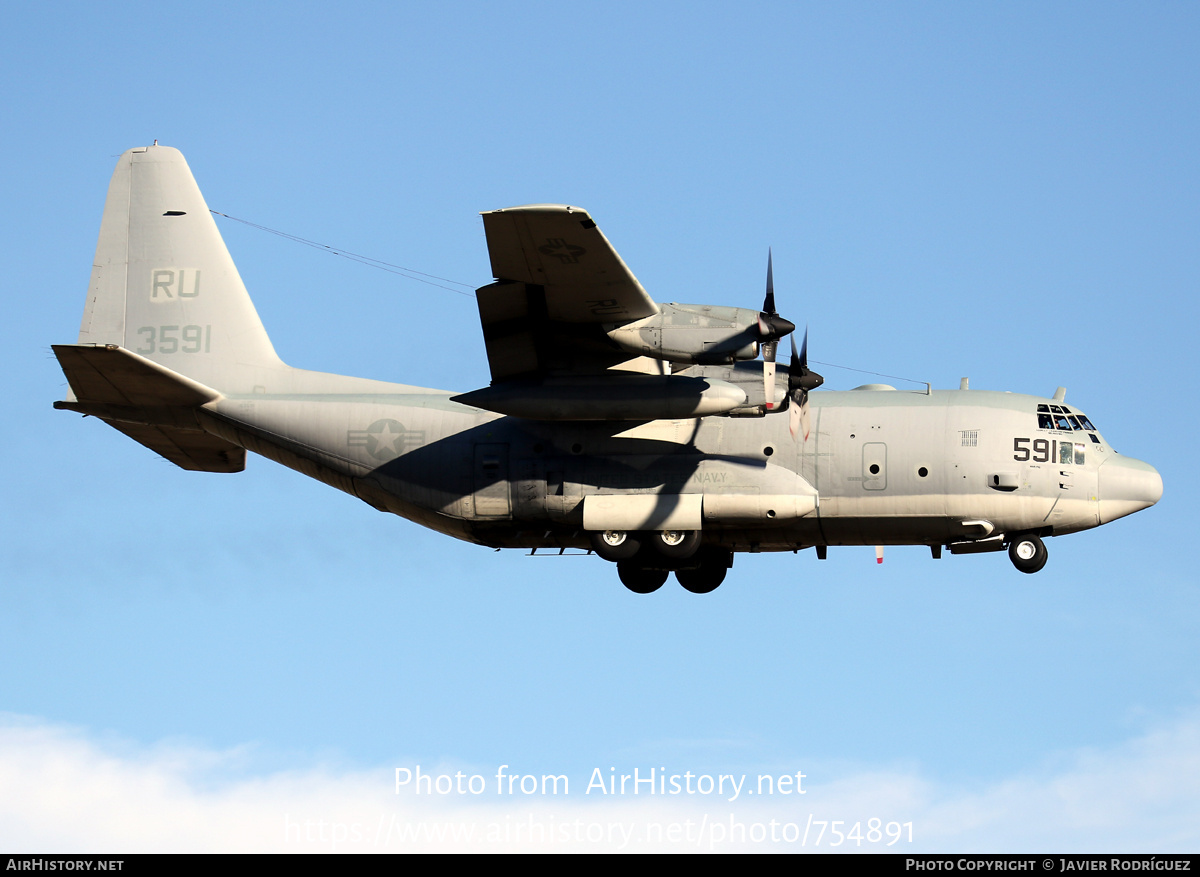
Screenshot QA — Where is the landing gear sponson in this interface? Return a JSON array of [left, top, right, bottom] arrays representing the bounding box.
[[590, 530, 732, 594]]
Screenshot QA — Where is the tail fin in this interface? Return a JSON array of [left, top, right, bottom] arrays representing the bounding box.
[[78, 145, 283, 389]]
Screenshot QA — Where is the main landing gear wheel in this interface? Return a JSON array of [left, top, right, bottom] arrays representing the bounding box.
[[617, 563, 668, 594], [674, 546, 732, 594], [653, 529, 701, 560], [1008, 534, 1048, 574], [590, 530, 642, 562], [675, 564, 727, 594]]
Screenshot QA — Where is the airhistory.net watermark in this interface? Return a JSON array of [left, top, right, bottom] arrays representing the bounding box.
[[394, 764, 808, 802], [285, 811, 914, 851]]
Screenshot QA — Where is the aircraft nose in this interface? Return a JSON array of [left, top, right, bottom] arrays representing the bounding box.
[[1098, 455, 1163, 524]]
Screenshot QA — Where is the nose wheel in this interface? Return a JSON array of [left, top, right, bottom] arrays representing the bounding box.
[[1008, 534, 1048, 574]]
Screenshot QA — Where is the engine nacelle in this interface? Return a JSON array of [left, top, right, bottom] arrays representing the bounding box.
[[605, 302, 761, 365]]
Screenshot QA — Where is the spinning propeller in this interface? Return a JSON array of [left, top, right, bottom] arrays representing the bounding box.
[[783, 328, 824, 441], [757, 250, 796, 411], [754, 250, 822, 438], [753, 248, 820, 439]]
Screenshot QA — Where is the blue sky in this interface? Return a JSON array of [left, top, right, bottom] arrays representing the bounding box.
[[2, 1, 1198, 851]]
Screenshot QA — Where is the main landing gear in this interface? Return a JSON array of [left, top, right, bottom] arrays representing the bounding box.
[[590, 530, 730, 594], [1007, 533, 1048, 574]]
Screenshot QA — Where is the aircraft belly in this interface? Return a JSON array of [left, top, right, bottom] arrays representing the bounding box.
[[211, 397, 488, 527]]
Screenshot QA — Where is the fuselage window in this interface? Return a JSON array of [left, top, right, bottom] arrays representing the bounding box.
[[1059, 442, 1074, 464], [1074, 442, 1085, 465]]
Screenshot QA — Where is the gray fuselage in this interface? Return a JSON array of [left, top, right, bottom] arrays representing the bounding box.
[[196, 377, 1159, 554]]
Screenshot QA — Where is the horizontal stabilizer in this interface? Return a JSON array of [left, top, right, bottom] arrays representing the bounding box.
[[53, 344, 219, 408], [53, 344, 243, 472], [101, 420, 245, 473]]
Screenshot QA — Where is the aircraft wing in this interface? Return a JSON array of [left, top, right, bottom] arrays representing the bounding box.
[[462, 205, 751, 420], [476, 205, 660, 381], [481, 205, 658, 323]]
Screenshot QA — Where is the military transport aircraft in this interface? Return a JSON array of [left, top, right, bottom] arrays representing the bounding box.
[[53, 145, 1162, 593]]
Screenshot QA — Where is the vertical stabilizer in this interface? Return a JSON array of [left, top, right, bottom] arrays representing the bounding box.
[[79, 145, 282, 388]]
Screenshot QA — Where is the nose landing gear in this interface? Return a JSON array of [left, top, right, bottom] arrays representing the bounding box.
[[1008, 534, 1048, 574]]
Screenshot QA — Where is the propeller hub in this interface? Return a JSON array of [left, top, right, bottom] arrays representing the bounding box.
[[757, 313, 796, 340]]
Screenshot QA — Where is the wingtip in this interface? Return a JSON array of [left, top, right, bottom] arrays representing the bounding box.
[[482, 204, 590, 217]]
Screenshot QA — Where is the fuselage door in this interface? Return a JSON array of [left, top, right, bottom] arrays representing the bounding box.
[[862, 442, 887, 490], [473, 443, 512, 518]]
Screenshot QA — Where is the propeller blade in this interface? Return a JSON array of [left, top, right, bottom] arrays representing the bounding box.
[[788, 396, 801, 438], [760, 249, 792, 411], [757, 249, 795, 342], [763, 248, 776, 316]]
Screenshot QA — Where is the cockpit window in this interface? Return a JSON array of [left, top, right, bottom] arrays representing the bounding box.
[[1035, 406, 1099, 434]]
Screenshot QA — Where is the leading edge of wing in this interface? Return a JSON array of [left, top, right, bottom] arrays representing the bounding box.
[[480, 204, 659, 323]]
